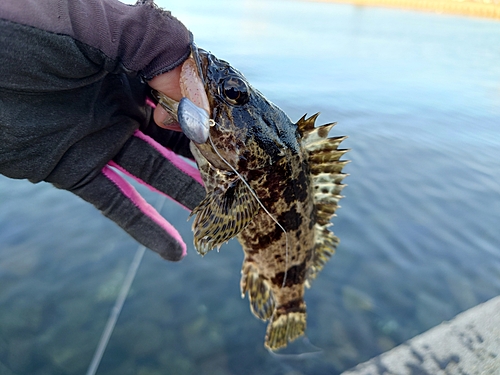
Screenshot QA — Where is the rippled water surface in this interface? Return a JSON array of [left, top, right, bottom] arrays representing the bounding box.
[[1, 1, 499, 374]]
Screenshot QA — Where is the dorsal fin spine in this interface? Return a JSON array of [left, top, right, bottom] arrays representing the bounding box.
[[298, 113, 349, 286]]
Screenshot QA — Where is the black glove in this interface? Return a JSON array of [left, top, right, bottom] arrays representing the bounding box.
[[0, 14, 205, 261]]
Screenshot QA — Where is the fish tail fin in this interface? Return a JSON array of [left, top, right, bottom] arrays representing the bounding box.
[[265, 302, 307, 351]]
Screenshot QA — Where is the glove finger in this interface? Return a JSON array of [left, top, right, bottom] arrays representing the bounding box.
[[70, 165, 187, 261], [111, 130, 205, 211]]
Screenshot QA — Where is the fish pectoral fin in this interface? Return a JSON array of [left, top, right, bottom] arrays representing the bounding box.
[[190, 178, 259, 255], [240, 263, 275, 320], [265, 303, 307, 351]]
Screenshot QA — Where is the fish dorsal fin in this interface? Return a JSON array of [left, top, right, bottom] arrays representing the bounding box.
[[296, 112, 319, 134], [298, 114, 349, 286], [306, 225, 340, 287], [190, 174, 260, 255]]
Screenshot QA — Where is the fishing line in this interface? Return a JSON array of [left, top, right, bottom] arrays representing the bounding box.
[[86, 195, 166, 375], [207, 124, 290, 289]]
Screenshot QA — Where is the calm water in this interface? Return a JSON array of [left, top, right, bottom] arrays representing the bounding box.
[[1, 1, 499, 374]]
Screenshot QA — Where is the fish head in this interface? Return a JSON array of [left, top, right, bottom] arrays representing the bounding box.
[[191, 47, 301, 173]]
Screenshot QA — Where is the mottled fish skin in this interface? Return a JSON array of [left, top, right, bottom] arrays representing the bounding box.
[[184, 46, 349, 350]]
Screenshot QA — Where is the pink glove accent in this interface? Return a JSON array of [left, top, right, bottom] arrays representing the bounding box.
[[102, 164, 187, 258], [133, 130, 203, 186]]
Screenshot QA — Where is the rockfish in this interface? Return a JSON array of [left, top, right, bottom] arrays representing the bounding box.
[[155, 46, 348, 350]]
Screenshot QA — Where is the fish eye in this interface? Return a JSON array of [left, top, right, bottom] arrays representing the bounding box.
[[221, 77, 249, 105]]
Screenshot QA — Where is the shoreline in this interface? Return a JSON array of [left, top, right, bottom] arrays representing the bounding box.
[[308, 0, 500, 20]]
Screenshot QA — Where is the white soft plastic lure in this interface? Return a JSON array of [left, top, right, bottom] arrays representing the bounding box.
[[177, 97, 210, 144]]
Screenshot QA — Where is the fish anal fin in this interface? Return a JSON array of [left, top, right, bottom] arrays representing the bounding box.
[[265, 302, 307, 351], [191, 177, 259, 255], [306, 225, 339, 288], [241, 262, 275, 320]]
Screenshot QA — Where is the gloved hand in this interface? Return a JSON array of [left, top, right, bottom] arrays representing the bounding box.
[[0, 1, 206, 261]]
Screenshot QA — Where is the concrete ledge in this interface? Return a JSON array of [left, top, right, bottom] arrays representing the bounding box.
[[341, 296, 500, 375]]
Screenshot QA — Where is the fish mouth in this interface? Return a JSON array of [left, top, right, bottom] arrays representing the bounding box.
[[190, 43, 208, 93], [153, 44, 238, 172], [152, 44, 208, 121], [184, 45, 241, 172]]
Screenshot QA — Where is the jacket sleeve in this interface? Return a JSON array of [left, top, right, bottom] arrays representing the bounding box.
[[0, 0, 191, 80], [0, 0, 192, 183]]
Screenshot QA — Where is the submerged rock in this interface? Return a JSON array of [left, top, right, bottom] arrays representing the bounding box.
[[342, 285, 374, 312]]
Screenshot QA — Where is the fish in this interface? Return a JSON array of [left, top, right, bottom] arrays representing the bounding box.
[[155, 46, 349, 350]]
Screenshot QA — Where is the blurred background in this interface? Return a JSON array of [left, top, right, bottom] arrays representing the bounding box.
[[1, 0, 499, 374]]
